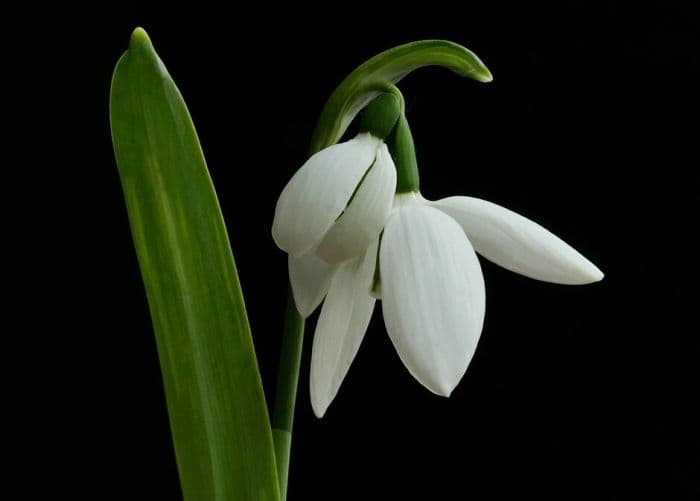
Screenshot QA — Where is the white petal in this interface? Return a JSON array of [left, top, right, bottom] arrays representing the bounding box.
[[380, 205, 485, 397], [316, 144, 396, 263], [288, 252, 336, 318], [272, 133, 380, 256], [310, 240, 378, 418], [432, 196, 604, 284]]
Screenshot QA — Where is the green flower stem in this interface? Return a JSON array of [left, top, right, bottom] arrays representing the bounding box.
[[389, 113, 420, 193], [271, 286, 304, 499]]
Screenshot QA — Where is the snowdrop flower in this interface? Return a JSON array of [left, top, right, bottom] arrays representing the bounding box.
[[298, 188, 602, 417], [273, 95, 603, 418]]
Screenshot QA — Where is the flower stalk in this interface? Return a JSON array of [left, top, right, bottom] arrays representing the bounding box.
[[271, 286, 304, 500], [388, 113, 420, 193]]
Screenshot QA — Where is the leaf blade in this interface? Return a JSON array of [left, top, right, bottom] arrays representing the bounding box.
[[110, 28, 279, 501]]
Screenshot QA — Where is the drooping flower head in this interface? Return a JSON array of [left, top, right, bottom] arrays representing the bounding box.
[[272, 88, 603, 418]]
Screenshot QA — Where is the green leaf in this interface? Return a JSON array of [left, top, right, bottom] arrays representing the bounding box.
[[310, 40, 492, 153], [110, 28, 279, 501]]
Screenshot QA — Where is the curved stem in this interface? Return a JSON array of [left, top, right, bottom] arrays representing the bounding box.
[[271, 285, 304, 500], [389, 112, 420, 193]]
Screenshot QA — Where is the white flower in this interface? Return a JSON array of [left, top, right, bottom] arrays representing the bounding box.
[[377, 192, 603, 401], [272, 128, 603, 418], [272, 132, 396, 266], [284, 188, 603, 418]]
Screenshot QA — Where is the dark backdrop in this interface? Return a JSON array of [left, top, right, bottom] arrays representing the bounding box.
[[22, 3, 698, 500]]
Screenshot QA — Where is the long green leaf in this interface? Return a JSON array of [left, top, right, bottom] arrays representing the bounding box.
[[110, 28, 279, 501], [310, 40, 492, 153]]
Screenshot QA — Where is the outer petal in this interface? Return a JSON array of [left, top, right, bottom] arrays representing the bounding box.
[[380, 205, 485, 397], [310, 240, 378, 418], [316, 144, 396, 263], [288, 252, 336, 318], [431, 196, 604, 284], [272, 133, 380, 256]]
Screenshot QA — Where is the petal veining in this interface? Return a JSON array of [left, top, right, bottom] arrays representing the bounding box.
[[432, 196, 604, 284], [316, 144, 396, 263], [380, 204, 486, 396], [289, 252, 336, 318], [272, 133, 380, 256], [310, 240, 378, 418]]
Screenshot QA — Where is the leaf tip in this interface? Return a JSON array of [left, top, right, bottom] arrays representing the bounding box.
[[129, 27, 153, 52], [477, 68, 494, 83]]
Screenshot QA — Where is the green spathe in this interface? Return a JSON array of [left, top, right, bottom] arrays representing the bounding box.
[[110, 28, 280, 501], [310, 40, 492, 153], [389, 113, 420, 194]]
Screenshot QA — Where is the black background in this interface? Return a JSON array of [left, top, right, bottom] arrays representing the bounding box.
[[16, 3, 698, 500]]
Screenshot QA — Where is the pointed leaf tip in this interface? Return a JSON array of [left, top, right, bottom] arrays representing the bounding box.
[[129, 27, 151, 49], [477, 68, 493, 82]]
